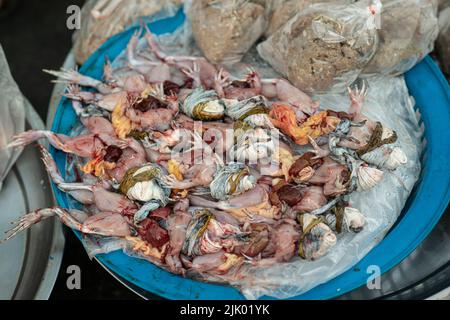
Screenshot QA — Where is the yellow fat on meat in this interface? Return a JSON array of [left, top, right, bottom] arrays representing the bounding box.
[[112, 102, 132, 139]]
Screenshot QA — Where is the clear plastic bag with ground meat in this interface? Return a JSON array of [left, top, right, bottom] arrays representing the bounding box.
[[73, 0, 181, 65], [257, 0, 381, 94], [185, 0, 272, 65], [0, 44, 26, 191], [265, 0, 357, 37], [362, 0, 439, 77]]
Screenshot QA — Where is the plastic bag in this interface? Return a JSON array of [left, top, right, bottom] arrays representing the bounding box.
[[257, 0, 380, 94], [266, 0, 302, 37], [73, 0, 181, 65], [265, 0, 355, 37], [186, 0, 271, 65], [0, 45, 25, 191], [362, 0, 439, 76], [438, 0, 450, 10], [436, 6, 450, 75]]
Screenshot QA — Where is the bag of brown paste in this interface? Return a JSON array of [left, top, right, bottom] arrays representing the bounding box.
[[258, 0, 381, 94], [362, 0, 439, 76], [265, 0, 355, 37], [187, 0, 271, 65]]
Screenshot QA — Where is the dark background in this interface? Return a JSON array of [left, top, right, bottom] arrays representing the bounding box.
[[0, 0, 139, 300], [1, 0, 449, 301]]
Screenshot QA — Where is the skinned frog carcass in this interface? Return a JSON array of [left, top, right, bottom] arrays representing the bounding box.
[[121, 86, 180, 135], [274, 183, 328, 213], [58, 80, 179, 139], [340, 82, 407, 168], [289, 153, 350, 197], [190, 184, 280, 221]]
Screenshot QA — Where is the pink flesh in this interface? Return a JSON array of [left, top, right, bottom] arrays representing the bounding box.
[[120, 75, 148, 92], [93, 187, 137, 214], [223, 185, 268, 209], [293, 186, 327, 213], [126, 108, 174, 132], [175, 164, 216, 189], [191, 251, 227, 272], [273, 222, 300, 262], [55, 133, 105, 158], [147, 64, 172, 83], [308, 158, 348, 196], [83, 212, 131, 237], [224, 87, 261, 100], [68, 190, 95, 205], [275, 79, 316, 114], [81, 117, 116, 136], [170, 57, 218, 90], [98, 91, 129, 112], [108, 146, 147, 182], [339, 124, 374, 150], [165, 200, 192, 273]]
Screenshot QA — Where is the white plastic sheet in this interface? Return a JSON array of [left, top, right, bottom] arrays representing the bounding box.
[[0, 45, 26, 191]]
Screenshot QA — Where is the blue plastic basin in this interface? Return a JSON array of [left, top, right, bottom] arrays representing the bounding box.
[[50, 9, 450, 300]]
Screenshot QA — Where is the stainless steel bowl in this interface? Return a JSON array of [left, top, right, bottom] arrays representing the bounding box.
[[0, 100, 64, 300]]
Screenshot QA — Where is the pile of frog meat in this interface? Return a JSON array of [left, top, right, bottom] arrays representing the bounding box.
[[3, 27, 420, 299]]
